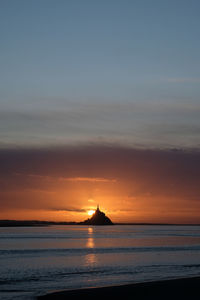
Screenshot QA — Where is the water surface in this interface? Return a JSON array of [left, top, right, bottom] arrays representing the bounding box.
[[0, 225, 200, 299]]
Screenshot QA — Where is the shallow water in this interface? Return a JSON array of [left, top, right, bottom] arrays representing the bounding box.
[[0, 225, 200, 299]]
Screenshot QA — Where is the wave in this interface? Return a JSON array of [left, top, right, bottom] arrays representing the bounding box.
[[1, 263, 200, 286], [1, 245, 200, 257]]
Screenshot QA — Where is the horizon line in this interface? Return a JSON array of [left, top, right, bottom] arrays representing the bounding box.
[[0, 220, 200, 226]]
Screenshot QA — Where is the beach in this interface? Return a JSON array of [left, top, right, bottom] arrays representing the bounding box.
[[38, 276, 200, 299]]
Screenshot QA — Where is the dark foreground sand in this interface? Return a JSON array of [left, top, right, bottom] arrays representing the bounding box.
[[37, 277, 200, 299]]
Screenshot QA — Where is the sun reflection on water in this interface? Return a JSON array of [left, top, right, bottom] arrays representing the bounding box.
[[88, 227, 94, 235], [86, 227, 94, 248], [87, 237, 94, 248], [85, 227, 97, 265]]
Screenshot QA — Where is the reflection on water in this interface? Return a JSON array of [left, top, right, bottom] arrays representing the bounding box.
[[1, 225, 200, 300], [87, 237, 94, 248], [87, 227, 94, 248], [85, 227, 97, 265], [85, 253, 97, 265], [88, 227, 93, 235]]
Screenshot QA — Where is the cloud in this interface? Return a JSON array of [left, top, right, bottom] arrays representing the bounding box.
[[88, 199, 95, 203], [12, 173, 117, 185], [64, 177, 116, 183], [47, 206, 86, 213], [0, 145, 199, 197], [0, 97, 200, 149]]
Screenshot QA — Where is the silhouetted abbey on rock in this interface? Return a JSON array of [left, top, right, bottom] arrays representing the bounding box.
[[80, 205, 113, 225]]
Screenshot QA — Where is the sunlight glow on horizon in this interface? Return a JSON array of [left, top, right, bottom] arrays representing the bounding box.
[[0, 147, 200, 224]]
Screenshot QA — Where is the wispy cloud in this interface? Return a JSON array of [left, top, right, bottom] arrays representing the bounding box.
[[15, 173, 117, 184], [88, 199, 95, 203], [48, 206, 86, 213], [63, 177, 117, 183], [1, 97, 200, 149]]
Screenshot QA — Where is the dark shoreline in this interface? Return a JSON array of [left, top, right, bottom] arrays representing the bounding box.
[[37, 277, 200, 299], [1, 220, 200, 227]]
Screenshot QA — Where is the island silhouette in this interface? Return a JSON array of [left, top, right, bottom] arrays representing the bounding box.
[[79, 205, 113, 225]]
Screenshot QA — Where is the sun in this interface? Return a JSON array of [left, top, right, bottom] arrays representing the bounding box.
[[88, 210, 95, 216]]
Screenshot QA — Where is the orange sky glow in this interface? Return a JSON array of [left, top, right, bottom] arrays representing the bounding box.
[[0, 146, 200, 224]]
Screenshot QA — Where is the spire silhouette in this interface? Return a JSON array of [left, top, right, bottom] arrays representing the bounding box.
[[80, 205, 113, 225]]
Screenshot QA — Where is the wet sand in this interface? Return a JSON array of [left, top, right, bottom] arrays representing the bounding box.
[[37, 276, 200, 299]]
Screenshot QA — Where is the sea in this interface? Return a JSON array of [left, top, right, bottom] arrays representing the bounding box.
[[0, 225, 200, 299]]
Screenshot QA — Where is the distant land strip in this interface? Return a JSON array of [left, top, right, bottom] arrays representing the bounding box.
[[0, 220, 200, 227]]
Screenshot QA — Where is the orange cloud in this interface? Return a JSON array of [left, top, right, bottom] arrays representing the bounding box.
[[63, 177, 117, 183]]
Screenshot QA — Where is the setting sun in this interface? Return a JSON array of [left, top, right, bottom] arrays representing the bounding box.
[[88, 210, 95, 216]]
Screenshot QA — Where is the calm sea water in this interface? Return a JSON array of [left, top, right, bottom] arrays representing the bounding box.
[[0, 225, 200, 299]]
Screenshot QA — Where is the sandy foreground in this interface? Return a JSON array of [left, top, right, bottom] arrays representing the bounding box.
[[37, 276, 200, 299]]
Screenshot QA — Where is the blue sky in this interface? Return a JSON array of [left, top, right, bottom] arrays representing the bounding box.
[[0, 0, 200, 148]]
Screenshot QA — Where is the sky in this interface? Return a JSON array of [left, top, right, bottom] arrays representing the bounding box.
[[0, 0, 200, 223]]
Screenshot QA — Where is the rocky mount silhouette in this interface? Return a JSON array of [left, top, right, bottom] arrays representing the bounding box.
[[80, 205, 113, 225]]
